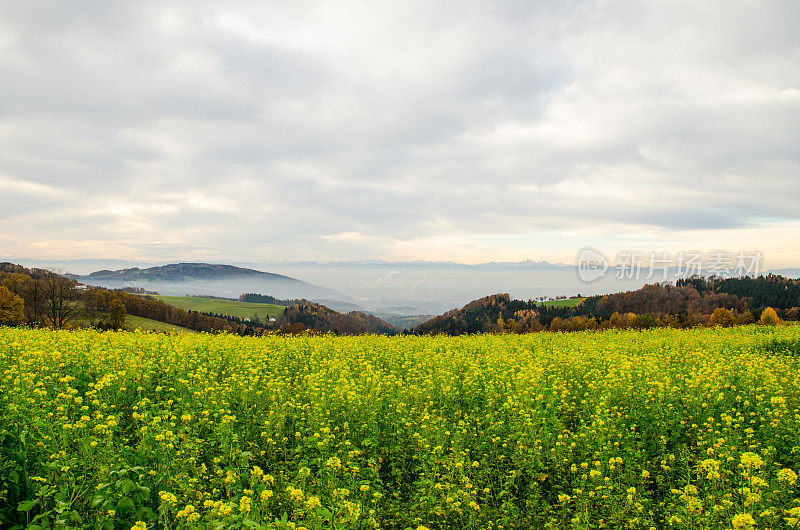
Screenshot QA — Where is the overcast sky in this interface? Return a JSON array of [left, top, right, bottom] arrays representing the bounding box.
[[1, 0, 799, 267]]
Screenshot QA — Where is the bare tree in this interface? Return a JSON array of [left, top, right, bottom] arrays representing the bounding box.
[[25, 276, 46, 326], [41, 272, 81, 329]]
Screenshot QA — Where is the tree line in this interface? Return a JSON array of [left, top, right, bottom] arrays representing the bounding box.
[[239, 292, 294, 305], [412, 276, 799, 335], [1, 264, 87, 329], [0, 262, 264, 334]]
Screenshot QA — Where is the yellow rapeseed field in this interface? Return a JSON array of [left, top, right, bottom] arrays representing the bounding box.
[[1, 325, 799, 529]]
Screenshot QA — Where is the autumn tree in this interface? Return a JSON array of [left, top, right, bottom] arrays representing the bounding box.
[[0, 286, 25, 326], [84, 288, 110, 326], [708, 307, 736, 327], [1, 272, 45, 325], [109, 297, 127, 330], [281, 322, 306, 334], [759, 307, 780, 326], [503, 318, 518, 333]]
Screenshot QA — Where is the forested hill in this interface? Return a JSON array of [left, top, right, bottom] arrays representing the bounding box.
[[278, 300, 398, 335], [78, 263, 301, 283], [412, 275, 800, 335], [413, 294, 518, 335]]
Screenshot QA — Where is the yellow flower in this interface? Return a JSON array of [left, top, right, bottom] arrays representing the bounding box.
[[345, 500, 362, 518], [778, 468, 798, 485], [698, 459, 721, 480], [260, 489, 274, 501], [731, 513, 756, 529], [740, 452, 764, 470], [159, 491, 177, 507], [286, 486, 304, 502], [306, 496, 322, 509], [176, 505, 196, 518], [131, 523, 147, 530]]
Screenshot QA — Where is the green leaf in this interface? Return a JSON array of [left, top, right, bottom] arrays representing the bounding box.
[[17, 499, 38, 511], [119, 478, 136, 494], [118, 496, 135, 513]]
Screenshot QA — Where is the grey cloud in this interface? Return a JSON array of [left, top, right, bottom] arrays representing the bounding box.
[[1, 0, 799, 263]]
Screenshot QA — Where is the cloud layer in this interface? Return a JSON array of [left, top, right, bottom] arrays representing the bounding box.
[[2, 1, 799, 266]]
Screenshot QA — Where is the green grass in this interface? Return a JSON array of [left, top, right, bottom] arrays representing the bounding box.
[[125, 315, 194, 332], [539, 297, 585, 307], [73, 312, 193, 332], [144, 295, 286, 319]]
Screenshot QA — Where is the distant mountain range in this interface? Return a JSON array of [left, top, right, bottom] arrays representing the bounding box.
[[9, 256, 800, 277], [769, 268, 800, 278], [10, 257, 575, 275], [79, 263, 299, 282]]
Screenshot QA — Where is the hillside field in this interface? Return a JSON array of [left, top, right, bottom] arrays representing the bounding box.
[[125, 315, 194, 333], [143, 295, 286, 319], [73, 312, 193, 333], [1, 325, 799, 529], [540, 298, 585, 308]]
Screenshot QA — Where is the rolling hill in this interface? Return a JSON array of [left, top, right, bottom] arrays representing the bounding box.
[[75, 262, 348, 301], [278, 300, 398, 334], [81, 263, 296, 282]]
